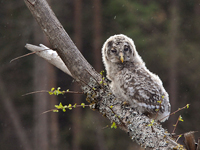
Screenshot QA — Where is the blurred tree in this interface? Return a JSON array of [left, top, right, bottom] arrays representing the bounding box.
[[0, 76, 32, 150], [72, 0, 83, 150], [0, 1, 34, 149], [167, 0, 180, 132]]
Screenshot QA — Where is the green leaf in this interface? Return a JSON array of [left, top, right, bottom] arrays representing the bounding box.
[[111, 122, 117, 129], [55, 102, 63, 109], [179, 116, 184, 122], [51, 87, 55, 91], [148, 119, 154, 126], [186, 104, 190, 109], [49, 91, 53, 95], [53, 109, 59, 112], [81, 103, 85, 108], [100, 70, 104, 75], [68, 104, 72, 110], [59, 102, 63, 107], [73, 103, 77, 108], [157, 100, 161, 104]]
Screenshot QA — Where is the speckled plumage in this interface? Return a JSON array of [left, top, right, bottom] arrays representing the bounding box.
[[102, 34, 171, 122]]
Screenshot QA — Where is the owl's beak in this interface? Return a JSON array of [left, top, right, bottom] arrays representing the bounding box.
[[119, 52, 124, 63]]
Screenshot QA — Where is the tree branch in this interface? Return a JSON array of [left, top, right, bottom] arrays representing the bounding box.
[[24, 0, 100, 84], [23, 0, 185, 149]]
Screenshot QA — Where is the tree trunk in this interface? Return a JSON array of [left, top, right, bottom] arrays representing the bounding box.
[[168, 0, 180, 132], [33, 41, 59, 150], [0, 75, 32, 150], [33, 22, 52, 150], [48, 65, 59, 150], [33, 51, 49, 150], [72, 0, 82, 150]]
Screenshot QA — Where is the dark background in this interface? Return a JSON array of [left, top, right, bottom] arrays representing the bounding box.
[[0, 0, 200, 150]]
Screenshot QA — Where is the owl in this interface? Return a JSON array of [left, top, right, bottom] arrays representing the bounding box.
[[102, 34, 171, 122]]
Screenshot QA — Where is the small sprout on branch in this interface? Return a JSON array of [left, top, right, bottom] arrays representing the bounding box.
[[148, 119, 155, 126], [53, 102, 89, 113], [81, 103, 86, 108], [49, 87, 65, 95], [157, 100, 161, 104], [53, 109, 59, 112], [111, 122, 117, 129], [107, 105, 126, 128], [68, 104, 72, 110], [63, 108, 66, 112], [55, 102, 64, 109], [73, 103, 77, 108], [175, 134, 183, 143], [160, 103, 190, 122], [172, 115, 183, 133], [178, 116, 184, 122], [22, 87, 83, 96], [154, 100, 162, 120], [186, 104, 190, 109], [49, 87, 83, 95], [100, 70, 105, 76]]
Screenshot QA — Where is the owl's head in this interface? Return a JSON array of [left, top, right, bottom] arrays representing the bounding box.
[[102, 34, 143, 68]]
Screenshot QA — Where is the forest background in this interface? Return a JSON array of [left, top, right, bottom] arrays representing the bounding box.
[[0, 0, 200, 150]]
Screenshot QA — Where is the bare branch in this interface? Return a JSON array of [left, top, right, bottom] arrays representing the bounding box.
[[25, 44, 72, 76]]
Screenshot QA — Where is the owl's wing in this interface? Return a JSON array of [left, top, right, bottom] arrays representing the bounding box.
[[116, 67, 169, 113]]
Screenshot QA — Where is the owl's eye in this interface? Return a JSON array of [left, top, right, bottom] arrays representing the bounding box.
[[111, 48, 117, 53], [124, 47, 129, 52]]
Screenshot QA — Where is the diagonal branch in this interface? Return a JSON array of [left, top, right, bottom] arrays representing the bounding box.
[[24, 0, 100, 84], [23, 0, 185, 149]]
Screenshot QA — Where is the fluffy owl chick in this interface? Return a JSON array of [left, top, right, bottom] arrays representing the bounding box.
[[102, 34, 171, 122]]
